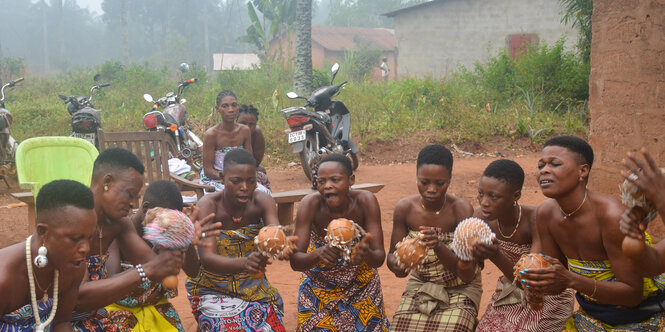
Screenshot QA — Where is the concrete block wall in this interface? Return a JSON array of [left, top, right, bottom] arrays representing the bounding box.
[[588, 0, 665, 195], [392, 0, 577, 79], [588, 0, 665, 239]]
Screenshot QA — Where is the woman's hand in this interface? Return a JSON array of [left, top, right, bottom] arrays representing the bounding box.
[[619, 207, 647, 241], [244, 252, 269, 275], [419, 226, 441, 249], [317, 245, 342, 267], [519, 255, 571, 295], [472, 238, 501, 261], [622, 148, 665, 210], [277, 236, 299, 260], [387, 254, 409, 278], [351, 233, 372, 265], [186, 205, 220, 248]]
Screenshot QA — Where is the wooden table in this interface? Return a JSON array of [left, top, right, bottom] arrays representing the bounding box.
[[272, 183, 384, 225]]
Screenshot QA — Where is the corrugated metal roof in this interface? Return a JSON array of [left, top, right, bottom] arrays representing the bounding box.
[[382, 0, 444, 17], [311, 26, 395, 52], [212, 53, 260, 71]]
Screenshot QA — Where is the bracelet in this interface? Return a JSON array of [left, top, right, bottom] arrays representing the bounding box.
[[584, 279, 597, 301], [135, 264, 149, 283]]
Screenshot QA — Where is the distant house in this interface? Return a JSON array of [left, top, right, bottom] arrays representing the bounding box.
[[212, 53, 261, 71], [269, 26, 396, 81], [383, 0, 578, 79]]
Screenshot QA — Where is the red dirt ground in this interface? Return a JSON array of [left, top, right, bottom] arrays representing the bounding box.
[[1, 137, 662, 331]]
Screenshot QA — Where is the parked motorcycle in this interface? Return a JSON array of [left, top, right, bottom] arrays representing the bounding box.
[[281, 63, 359, 181], [58, 76, 110, 148], [0, 77, 23, 164], [142, 77, 203, 171]]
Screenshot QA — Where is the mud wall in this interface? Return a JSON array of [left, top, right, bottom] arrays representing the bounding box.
[[588, 0, 665, 195]]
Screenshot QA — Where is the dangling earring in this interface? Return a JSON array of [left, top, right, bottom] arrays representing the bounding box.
[[579, 177, 583, 182], [104, 184, 109, 191], [513, 201, 517, 206], [34, 243, 48, 268]]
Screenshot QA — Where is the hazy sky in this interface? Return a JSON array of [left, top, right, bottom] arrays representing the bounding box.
[[75, 0, 103, 15]]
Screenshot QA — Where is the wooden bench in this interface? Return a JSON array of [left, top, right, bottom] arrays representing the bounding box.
[[273, 183, 384, 225], [10, 192, 36, 234], [97, 129, 214, 201]]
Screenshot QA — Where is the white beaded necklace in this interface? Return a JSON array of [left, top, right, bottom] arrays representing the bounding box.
[[25, 236, 59, 332]]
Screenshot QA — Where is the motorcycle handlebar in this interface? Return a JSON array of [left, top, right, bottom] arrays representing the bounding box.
[[99, 83, 111, 88], [181, 78, 198, 87], [13, 77, 24, 85]]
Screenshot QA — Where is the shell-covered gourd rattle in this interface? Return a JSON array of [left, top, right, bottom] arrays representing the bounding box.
[[250, 225, 289, 279], [142, 207, 195, 289], [325, 218, 366, 262], [452, 217, 495, 262], [619, 169, 664, 256], [513, 253, 553, 311], [394, 236, 427, 273]]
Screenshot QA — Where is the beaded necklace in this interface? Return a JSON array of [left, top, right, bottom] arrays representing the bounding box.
[[25, 236, 59, 332]]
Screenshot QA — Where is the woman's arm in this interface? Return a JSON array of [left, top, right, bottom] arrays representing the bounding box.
[[350, 192, 385, 268], [289, 195, 340, 271], [252, 127, 265, 166], [428, 198, 476, 282], [202, 129, 221, 180], [386, 199, 411, 277]]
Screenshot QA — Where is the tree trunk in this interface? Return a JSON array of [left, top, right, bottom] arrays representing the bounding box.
[[203, 2, 210, 72], [41, 0, 50, 73], [56, 0, 64, 67], [121, 0, 130, 65], [294, 0, 312, 96]]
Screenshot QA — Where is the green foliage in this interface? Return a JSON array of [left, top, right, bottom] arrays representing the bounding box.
[[341, 37, 382, 83], [0, 56, 25, 84], [7, 53, 588, 166], [560, 0, 593, 63]]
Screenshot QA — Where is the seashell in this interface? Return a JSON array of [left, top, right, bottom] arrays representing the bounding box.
[[513, 253, 552, 311], [452, 217, 495, 261]]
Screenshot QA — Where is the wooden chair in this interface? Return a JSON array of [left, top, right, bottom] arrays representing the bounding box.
[[97, 128, 214, 201], [272, 183, 384, 225]]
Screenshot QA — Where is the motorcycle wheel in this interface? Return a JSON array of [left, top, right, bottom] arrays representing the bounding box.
[[299, 134, 321, 182]]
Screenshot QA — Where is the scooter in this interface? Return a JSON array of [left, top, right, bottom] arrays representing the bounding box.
[[142, 77, 203, 171], [58, 75, 110, 148], [0, 77, 24, 165], [281, 63, 359, 181]]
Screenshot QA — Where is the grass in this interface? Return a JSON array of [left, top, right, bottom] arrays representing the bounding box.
[[3, 43, 589, 166]]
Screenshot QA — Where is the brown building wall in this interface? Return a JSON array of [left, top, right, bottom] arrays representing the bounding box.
[[588, 0, 665, 196], [588, 0, 665, 238]]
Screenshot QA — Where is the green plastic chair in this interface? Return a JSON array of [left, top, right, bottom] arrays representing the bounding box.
[[16, 136, 99, 198]]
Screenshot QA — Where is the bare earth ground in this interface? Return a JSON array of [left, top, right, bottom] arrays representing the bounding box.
[[1, 137, 663, 331]]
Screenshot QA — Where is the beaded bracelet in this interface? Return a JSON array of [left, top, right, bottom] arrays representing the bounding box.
[[135, 264, 149, 283]]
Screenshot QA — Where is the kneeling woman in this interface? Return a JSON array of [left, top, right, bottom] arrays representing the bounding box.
[[0, 180, 97, 331]]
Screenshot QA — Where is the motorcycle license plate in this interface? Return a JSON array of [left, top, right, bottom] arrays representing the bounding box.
[[288, 130, 306, 143], [72, 132, 95, 145]]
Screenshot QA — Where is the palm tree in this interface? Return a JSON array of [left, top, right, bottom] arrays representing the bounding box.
[[560, 0, 592, 63], [294, 0, 312, 96]]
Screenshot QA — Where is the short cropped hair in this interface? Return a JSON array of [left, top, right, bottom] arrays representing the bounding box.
[[482, 159, 525, 190], [93, 147, 145, 178], [544, 136, 594, 169], [216, 90, 237, 106], [239, 104, 259, 120], [143, 180, 183, 211], [319, 154, 352, 176], [223, 149, 256, 170], [417, 145, 453, 171], [36, 180, 95, 218]]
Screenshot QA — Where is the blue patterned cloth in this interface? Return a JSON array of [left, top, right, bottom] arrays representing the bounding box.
[[0, 298, 54, 331]]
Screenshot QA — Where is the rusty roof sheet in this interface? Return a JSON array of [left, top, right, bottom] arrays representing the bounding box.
[[311, 26, 395, 52]]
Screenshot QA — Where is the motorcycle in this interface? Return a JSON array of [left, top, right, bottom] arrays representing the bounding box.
[[58, 75, 110, 148], [281, 63, 359, 181], [142, 77, 203, 171], [0, 77, 24, 164]]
